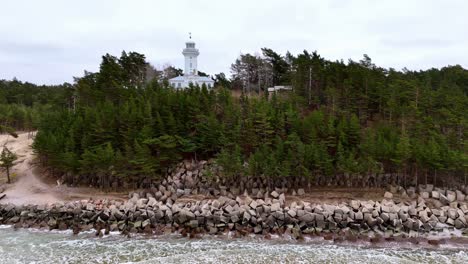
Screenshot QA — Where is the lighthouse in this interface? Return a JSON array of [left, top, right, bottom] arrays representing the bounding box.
[[182, 33, 199, 76], [169, 34, 214, 89]]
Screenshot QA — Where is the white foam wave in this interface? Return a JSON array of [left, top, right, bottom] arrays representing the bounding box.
[[0, 228, 467, 264]]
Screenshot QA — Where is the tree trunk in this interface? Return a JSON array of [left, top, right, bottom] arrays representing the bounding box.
[[6, 166, 11, 184], [415, 165, 418, 187], [425, 170, 428, 186], [465, 170, 467, 186]]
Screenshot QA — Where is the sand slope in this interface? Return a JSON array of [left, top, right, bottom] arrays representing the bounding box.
[[0, 132, 61, 205], [0, 132, 125, 205]]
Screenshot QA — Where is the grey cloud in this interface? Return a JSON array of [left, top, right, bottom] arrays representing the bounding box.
[[0, 42, 62, 55], [0, 0, 467, 85]]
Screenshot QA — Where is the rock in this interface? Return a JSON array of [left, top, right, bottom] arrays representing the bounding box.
[[447, 191, 456, 203], [439, 194, 449, 205], [407, 187, 416, 198], [299, 213, 315, 223], [211, 200, 221, 209], [420, 192, 429, 199], [446, 218, 455, 226], [454, 219, 465, 229], [142, 219, 151, 228], [287, 209, 296, 218], [176, 189, 185, 197], [456, 190, 465, 202], [354, 211, 363, 221], [249, 200, 258, 209], [234, 196, 243, 205], [209, 226, 218, 235], [380, 212, 389, 222], [188, 220, 198, 228], [271, 203, 281, 212], [384, 192, 393, 199], [270, 191, 279, 198], [47, 218, 57, 228], [431, 191, 440, 199], [425, 184, 434, 192], [279, 193, 285, 205], [297, 189, 305, 196], [147, 197, 158, 207], [350, 200, 360, 210], [448, 209, 458, 220], [136, 198, 148, 208], [254, 225, 263, 234], [86, 203, 95, 211]]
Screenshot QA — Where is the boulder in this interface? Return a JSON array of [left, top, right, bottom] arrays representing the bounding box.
[[142, 219, 151, 228], [456, 190, 466, 202], [249, 200, 258, 209], [407, 187, 416, 198], [287, 209, 297, 218], [425, 184, 434, 192], [211, 200, 221, 209], [47, 218, 57, 228], [279, 193, 286, 205], [420, 192, 429, 199], [354, 211, 363, 221], [447, 191, 456, 203], [350, 200, 360, 210], [253, 225, 263, 234], [297, 189, 305, 196], [176, 189, 185, 197], [147, 197, 158, 208], [380, 212, 389, 222], [188, 219, 198, 228], [454, 218, 465, 229], [384, 192, 393, 199], [439, 194, 449, 205], [270, 191, 279, 198], [271, 203, 281, 212], [299, 213, 315, 223], [447, 209, 458, 220]]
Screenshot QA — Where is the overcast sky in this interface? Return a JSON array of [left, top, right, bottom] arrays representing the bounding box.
[[1, 0, 467, 85]]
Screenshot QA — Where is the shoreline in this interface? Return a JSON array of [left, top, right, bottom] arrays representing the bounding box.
[[1, 223, 468, 251], [1, 192, 467, 248]]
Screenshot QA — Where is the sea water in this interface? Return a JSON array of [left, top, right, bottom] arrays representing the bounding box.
[[0, 225, 467, 264]]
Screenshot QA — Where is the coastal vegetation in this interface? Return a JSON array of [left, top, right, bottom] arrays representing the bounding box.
[[0, 146, 17, 184], [1, 49, 467, 189]]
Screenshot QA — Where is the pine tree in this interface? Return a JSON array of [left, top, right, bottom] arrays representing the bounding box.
[[0, 146, 17, 184]]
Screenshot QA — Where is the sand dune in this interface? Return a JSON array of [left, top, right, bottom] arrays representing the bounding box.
[[0, 132, 125, 205]]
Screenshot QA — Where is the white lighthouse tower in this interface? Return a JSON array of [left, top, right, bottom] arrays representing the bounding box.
[[169, 33, 214, 89], [182, 33, 199, 76]]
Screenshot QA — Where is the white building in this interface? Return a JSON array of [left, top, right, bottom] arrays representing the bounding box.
[[169, 36, 214, 89], [267, 85, 293, 93]]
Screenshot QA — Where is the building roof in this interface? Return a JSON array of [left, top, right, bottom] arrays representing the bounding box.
[[169, 76, 186, 81], [267, 85, 292, 92], [169, 75, 214, 83]]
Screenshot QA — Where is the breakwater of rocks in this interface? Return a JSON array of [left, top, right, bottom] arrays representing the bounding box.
[[1, 189, 468, 241]]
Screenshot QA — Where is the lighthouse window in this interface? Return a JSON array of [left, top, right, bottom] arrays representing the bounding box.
[[190, 62, 192, 68]]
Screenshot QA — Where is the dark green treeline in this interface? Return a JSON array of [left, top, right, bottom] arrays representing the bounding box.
[[0, 79, 73, 131], [30, 50, 467, 189]]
